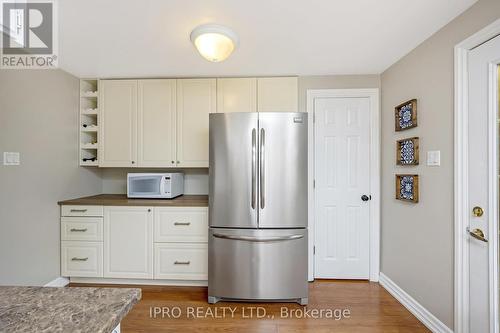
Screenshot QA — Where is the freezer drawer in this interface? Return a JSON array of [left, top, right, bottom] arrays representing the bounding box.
[[208, 228, 308, 303]]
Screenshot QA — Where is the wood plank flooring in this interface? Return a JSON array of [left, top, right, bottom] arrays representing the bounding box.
[[70, 280, 430, 332]]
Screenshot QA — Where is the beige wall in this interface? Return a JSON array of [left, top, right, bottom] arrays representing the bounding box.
[[380, 0, 500, 328], [0, 69, 102, 286]]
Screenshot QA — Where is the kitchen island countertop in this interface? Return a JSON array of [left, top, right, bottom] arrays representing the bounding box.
[[0, 286, 141, 333]]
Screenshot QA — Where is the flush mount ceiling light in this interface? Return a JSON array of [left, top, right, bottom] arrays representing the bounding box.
[[190, 24, 239, 62]]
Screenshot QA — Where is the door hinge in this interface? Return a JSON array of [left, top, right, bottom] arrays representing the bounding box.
[[313, 246, 316, 255], [313, 180, 315, 188], [313, 112, 315, 123]]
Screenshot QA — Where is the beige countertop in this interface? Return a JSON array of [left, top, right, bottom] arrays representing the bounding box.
[[58, 194, 208, 207]]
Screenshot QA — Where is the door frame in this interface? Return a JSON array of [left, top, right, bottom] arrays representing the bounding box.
[[306, 88, 380, 282], [454, 18, 500, 333]]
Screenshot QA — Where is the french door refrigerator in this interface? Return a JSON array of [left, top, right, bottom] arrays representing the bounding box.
[[208, 112, 308, 305]]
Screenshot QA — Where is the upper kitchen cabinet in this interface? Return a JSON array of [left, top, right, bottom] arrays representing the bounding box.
[[257, 77, 298, 112], [99, 80, 138, 167], [216, 78, 257, 113], [137, 80, 177, 167], [176, 79, 216, 168]]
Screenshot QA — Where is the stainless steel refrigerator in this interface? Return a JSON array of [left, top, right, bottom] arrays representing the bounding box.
[[208, 112, 308, 305]]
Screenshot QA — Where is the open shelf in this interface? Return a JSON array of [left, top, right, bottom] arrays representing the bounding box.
[[80, 79, 99, 167]]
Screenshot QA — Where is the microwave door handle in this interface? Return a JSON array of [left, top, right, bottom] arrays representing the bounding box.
[[251, 128, 256, 210]]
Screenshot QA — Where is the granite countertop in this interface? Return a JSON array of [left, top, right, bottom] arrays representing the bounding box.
[[58, 194, 208, 207], [0, 286, 141, 333]]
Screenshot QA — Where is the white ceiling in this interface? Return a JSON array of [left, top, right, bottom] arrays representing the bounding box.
[[59, 0, 478, 78]]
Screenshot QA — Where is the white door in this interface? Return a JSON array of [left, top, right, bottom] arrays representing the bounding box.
[[257, 77, 298, 112], [216, 78, 256, 113], [314, 96, 371, 279], [104, 206, 153, 279], [99, 80, 138, 167], [466, 35, 500, 333], [176, 79, 216, 167], [137, 79, 176, 167]]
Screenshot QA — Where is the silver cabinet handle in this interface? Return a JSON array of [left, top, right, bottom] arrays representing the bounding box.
[[174, 222, 191, 226], [71, 257, 89, 261], [260, 128, 265, 209], [251, 128, 256, 210], [70, 228, 88, 232], [174, 261, 190, 265], [70, 209, 87, 213], [213, 233, 303, 242]]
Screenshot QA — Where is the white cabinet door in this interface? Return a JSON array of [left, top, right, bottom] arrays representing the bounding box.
[[137, 79, 176, 167], [257, 77, 298, 112], [176, 79, 216, 167], [154, 243, 208, 280], [154, 207, 208, 243], [216, 78, 256, 113], [104, 206, 153, 279], [99, 80, 138, 167], [61, 241, 103, 277]]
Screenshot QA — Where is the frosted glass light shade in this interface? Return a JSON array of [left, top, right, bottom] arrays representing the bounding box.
[[190, 24, 238, 62]]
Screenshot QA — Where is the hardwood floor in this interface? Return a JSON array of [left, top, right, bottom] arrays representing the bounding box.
[[70, 280, 430, 332]]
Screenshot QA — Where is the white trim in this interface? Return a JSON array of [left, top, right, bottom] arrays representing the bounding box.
[[44, 276, 69, 287], [306, 88, 380, 282], [379, 273, 453, 333], [70, 277, 208, 286], [454, 18, 500, 333]]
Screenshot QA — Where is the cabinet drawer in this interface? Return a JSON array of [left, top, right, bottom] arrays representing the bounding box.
[[61, 241, 103, 277], [154, 243, 207, 280], [61, 217, 103, 241], [154, 207, 208, 243], [61, 205, 103, 217]]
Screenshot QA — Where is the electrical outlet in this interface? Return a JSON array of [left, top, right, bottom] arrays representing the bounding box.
[[3, 152, 20, 166]]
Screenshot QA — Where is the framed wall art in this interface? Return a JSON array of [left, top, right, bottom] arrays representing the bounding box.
[[395, 99, 417, 131], [396, 137, 419, 166], [395, 174, 419, 203]]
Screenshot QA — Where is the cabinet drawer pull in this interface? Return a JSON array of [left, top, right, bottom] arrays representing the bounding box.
[[70, 209, 87, 213], [70, 228, 88, 232], [71, 257, 89, 261], [174, 261, 190, 265], [174, 222, 191, 226]]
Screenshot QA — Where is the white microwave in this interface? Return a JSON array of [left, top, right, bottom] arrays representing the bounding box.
[[127, 173, 184, 199]]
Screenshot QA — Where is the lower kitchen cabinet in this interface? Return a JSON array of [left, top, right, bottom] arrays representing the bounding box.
[[61, 241, 103, 277], [60, 204, 208, 283], [103, 206, 153, 279], [154, 243, 208, 280]]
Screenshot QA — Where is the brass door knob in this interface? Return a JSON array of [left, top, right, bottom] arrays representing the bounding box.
[[467, 227, 488, 242], [472, 206, 484, 217]]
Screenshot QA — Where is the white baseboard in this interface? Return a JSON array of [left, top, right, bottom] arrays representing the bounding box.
[[44, 276, 69, 287], [379, 273, 453, 333], [70, 277, 208, 287]]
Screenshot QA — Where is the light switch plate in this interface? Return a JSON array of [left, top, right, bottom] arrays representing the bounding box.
[[427, 150, 440, 166], [3, 152, 20, 166]]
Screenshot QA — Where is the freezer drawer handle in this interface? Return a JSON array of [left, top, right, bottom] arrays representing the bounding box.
[[212, 233, 303, 242]]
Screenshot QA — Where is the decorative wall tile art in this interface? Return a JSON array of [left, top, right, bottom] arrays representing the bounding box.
[[396, 137, 419, 165], [396, 174, 419, 203], [395, 99, 418, 131]]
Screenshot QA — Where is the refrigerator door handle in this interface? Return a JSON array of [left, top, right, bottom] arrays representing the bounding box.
[[212, 233, 303, 242], [260, 128, 265, 209], [251, 128, 256, 210]]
